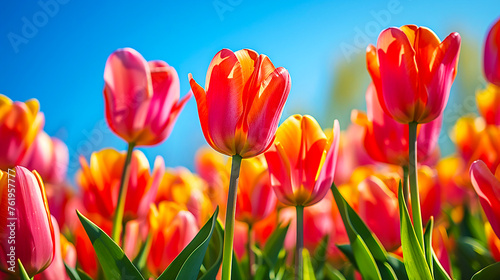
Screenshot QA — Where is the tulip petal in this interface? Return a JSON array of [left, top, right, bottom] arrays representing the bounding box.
[[242, 67, 291, 157], [470, 160, 500, 239], [484, 18, 500, 86], [377, 27, 420, 122]]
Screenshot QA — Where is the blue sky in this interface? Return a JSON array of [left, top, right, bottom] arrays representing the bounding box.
[[1, 1, 498, 179]]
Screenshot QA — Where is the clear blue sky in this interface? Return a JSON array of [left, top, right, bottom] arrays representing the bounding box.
[[1, 1, 498, 179]]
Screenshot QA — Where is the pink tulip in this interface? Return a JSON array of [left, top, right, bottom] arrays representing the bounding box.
[[484, 17, 500, 86], [470, 160, 500, 238], [0, 166, 55, 277], [0, 95, 44, 170], [104, 48, 191, 146], [20, 131, 68, 184], [35, 217, 69, 280], [367, 25, 461, 124]]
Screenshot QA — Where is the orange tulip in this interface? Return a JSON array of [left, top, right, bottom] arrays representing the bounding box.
[[484, 17, 500, 86], [77, 148, 164, 221], [353, 83, 442, 166], [470, 160, 500, 238], [104, 48, 191, 146], [265, 115, 340, 207], [0, 95, 44, 169], [156, 167, 213, 227], [476, 83, 500, 125], [189, 49, 291, 158], [234, 156, 277, 225], [366, 25, 461, 124], [147, 202, 199, 277], [194, 147, 229, 212], [20, 131, 68, 184], [0, 167, 55, 278]]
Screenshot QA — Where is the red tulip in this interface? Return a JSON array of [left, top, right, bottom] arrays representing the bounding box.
[[470, 160, 500, 238], [265, 115, 340, 206], [484, 17, 500, 86], [77, 148, 164, 221], [353, 83, 442, 166], [357, 176, 400, 251], [104, 48, 191, 146], [0, 167, 55, 277], [189, 49, 291, 158], [20, 131, 68, 184], [367, 25, 461, 124], [0, 95, 44, 170]]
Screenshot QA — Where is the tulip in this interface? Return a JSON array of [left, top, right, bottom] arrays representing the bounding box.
[[77, 148, 164, 221], [234, 156, 277, 225], [366, 25, 461, 124], [189, 48, 291, 158], [484, 17, 500, 86], [432, 225, 453, 276], [265, 114, 339, 280], [156, 167, 213, 227], [0, 95, 44, 170], [470, 160, 500, 239], [189, 49, 291, 280], [436, 156, 469, 208], [104, 47, 191, 146], [353, 83, 442, 166], [486, 222, 500, 261], [265, 115, 340, 207], [357, 176, 400, 251], [20, 131, 69, 184], [147, 202, 198, 277], [35, 217, 70, 280], [418, 166, 442, 223], [476, 83, 500, 125], [0, 166, 55, 277]]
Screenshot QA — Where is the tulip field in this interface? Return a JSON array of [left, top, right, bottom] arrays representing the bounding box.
[[2, 3, 500, 280]]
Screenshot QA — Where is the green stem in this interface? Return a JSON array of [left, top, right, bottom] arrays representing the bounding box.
[[111, 142, 135, 244], [221, 154, 243, 280], [296, 205, 304, 280], [402, 165, 409, 210], [408, 122, 424, 248], [247, 223, 254, 279]]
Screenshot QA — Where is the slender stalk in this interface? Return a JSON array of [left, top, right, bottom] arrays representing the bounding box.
[[402, 165, 409, 209], [408, 122, 424, 248], [296, 205, 304, 280], [247, 223, 254, 279], [221, 154, 243, 280], [111, 142, 135, 244]]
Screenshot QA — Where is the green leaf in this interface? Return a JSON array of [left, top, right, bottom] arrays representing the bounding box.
[[231, 252, 244, 280], [331, 185, 382, 280], [64, 262, 81, 280], [324, 264, 347, 280], [76, 210, 144, 280], [254, 223, 290, 280], [432, 250, 452, 280], [157, 207, 219, 280], [312, 235, 328, 278], [303, 249, 317, 280], [132, 233, 152, 273], [331, 184, 388, 262], [471, 261, 500, 280], [423, 218, 434, 277], [376, 261, 397, 280], [199, 220, 224, 280], [387, 254, 409, 280], [17, 259, 31, 280], [397, 184, 432, 280]]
